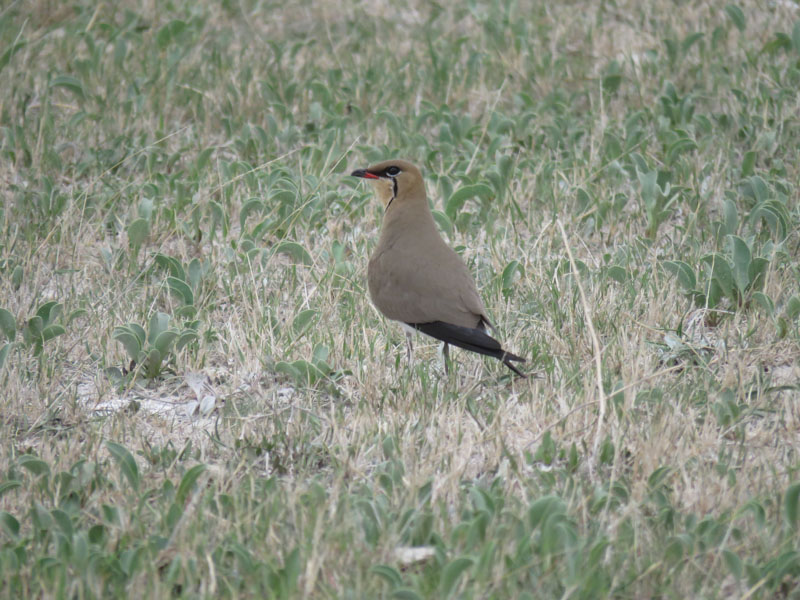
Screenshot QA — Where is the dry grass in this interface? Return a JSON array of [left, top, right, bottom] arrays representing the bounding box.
[[1, 0, 799, 597]]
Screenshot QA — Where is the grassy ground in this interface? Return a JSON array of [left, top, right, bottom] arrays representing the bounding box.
[[1, 0, 800, 597]]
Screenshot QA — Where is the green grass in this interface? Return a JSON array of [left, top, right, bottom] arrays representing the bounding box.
[[1, 0, 800, 597]]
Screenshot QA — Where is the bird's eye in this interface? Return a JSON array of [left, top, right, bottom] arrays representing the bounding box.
[[385, 166, 401, 176]]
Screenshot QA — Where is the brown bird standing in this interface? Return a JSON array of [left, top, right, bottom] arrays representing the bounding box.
[[351, 159, 525, 377]]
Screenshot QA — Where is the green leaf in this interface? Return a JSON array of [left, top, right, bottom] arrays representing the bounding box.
[[36, 301, 63, 325], [11, 265, 22, 289], [167, 277, 194, 306], [176, 330, 198, 352], [722, 198, 738, 236], [154, 330, 179, 356], [392, 590, 423, 600], [292, 309, 318, 337], [0, 308, 16, 341], [702, 254, 734, 300], [431, 210, 453, 238], [785, 482, 800, 529], [113, 327, 142, 361], [741, 150, 756, 177], [722, 549, 742, 579], [18, 455, 50, 477], [144, 348, 163, 378], [154, 253, 186, 280], [752, 292, 774, 315], [666, 137, 697, 163], [371, 564, 403, 587], [0, 511, 20, 539], [728, 235, 751, 294], [501, 261, 522, 297], [0, 480, 22, 499], [49, 75, 86, 101], [725, 5, 745, 32], [127, 218, 150, 251], [748, 258, 768, 292], [529, 495, 566, 529], [440, 556, 474, 596], [275, 241, 313, 266], [106, 442, 140, 491], [176, 464, 207, 505], [663, 260, 696, 291], [445, 183, 492, 220], [785, 296, 800, 320], [793, 21, 800, 55], [41, 324, 65, 343], [240, 198, 265, 230], [0, 342, 12, 369], [148, 312, 171, 345], [156, 19, 188, 50], [0, 41, 26, 74]]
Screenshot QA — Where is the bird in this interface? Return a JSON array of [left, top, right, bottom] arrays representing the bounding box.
[[350, 159, 526, 377]]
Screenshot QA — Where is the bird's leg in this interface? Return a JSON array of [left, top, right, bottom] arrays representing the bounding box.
[[405, 330, 414, 366], [442, 342, 450, 375]]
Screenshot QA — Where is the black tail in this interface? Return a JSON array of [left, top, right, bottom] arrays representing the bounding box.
[[409, 321, 526, 378]]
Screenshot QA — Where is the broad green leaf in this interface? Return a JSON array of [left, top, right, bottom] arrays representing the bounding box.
[[501, 261, 522, 297], [529, 495, 566, 529], [176, 330, 198, 352], [113, 327, 142, 360], [127, 218, 149, 250], [50, 75, 86, 101], [176, 464, 207, 505], [292, 309, 318, 337], [371, 564, 402, 587], [0, 342, 12, 369], [431, 210, 453, 238], [784, 482, 800, 529], [440, 556, 474, 596], [129, 323, 146, 347], [751, 292, 774, 315], [725, 5, 745, 32], [154, 253, 186, 280], [723, 550, 742, 579], [11, 265, 22, 289], [167, 277, 194, 306], [728, 235, 751, 294], [144, 348, 163, 378], [741, 150, 756, 177], [154, 330, 179, 356], [722, 198, 738, 236], [748, 258, 768, 292], [794, 20, 800, 55], [106, 442, 140, 491], [666, 137, 697, 163], [0, 511, 20, 539], [240, 198, 265, 230], [275, 241, 312, 266], [156, 19, 188, 49], [36, 301, 62, 325], [18, 455, 50, 477], [148, 312, 171, 345], [702, 254, 734, 300], [188, 258, 203, 290], [41, 324, 65, 343], [0, 481, 22, 499], [0, 308, 15, 341], [445, 183, 492, 220], [663, 260, 696, 290], [392, 589, 424, 600], [0, 41, 26, 74], [786, 296, 800, 320]]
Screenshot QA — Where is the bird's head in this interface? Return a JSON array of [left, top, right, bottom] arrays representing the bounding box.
[[350, 159, 424, 209]]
